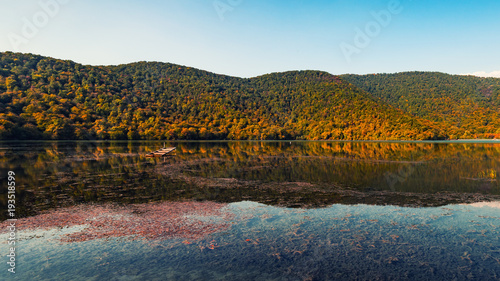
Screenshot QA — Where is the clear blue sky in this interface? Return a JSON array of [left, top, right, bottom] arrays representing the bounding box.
[[1, 0, 499, 78]]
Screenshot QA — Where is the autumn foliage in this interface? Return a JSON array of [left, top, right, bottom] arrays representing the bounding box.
[[0, 52, 468, 141], [342, 72, 500, 139]]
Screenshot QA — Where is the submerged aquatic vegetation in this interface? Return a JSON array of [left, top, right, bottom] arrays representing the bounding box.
[[0, 201, 234, 242], [1, 201, 500, 280]]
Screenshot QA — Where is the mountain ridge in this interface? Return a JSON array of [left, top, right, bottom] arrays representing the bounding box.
[[1, 52, 496, 140], [341, 72, 500, 139]]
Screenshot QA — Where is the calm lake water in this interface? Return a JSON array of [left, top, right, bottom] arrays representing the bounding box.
[[1, 141, 500, 280]]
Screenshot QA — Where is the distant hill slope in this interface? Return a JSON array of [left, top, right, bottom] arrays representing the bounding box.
[[0, 52, 444, 140], [341, 72, 500, 139]]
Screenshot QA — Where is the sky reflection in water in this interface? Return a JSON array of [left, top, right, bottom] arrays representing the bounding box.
[[1, 141, 500, 280], [1, 201, 499, 281]]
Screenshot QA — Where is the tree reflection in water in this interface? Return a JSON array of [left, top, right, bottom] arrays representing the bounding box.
[[0, 141, 499, 220]]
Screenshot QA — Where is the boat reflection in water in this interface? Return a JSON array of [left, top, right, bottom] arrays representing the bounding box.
[[1, 141, 499, 280]]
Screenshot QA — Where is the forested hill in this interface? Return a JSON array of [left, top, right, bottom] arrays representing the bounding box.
[[341, 72, 500, 139], [0, 52, 445, 140]]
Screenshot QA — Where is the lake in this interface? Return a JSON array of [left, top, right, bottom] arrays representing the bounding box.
[[1, 141, 500, 280]]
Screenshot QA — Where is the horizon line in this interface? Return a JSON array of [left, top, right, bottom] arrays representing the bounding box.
[[2, 51, 499, 80]]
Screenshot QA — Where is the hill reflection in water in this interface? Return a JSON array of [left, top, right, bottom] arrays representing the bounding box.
[[0, 141, 499, 220]]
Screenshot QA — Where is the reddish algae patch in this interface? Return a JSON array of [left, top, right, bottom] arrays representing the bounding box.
[[0, 202, 233, 242]]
